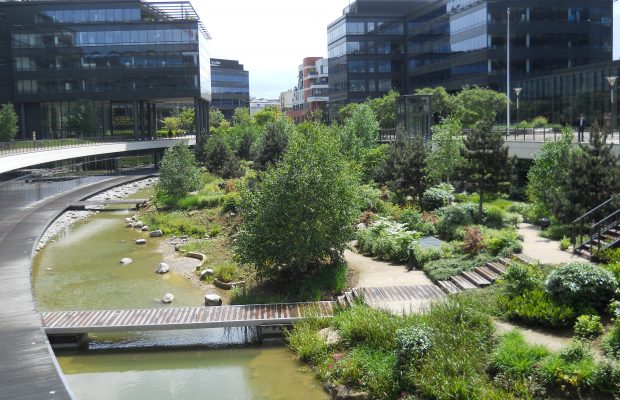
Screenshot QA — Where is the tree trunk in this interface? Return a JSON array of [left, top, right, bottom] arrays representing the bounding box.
[[478, 190, 484, 223]]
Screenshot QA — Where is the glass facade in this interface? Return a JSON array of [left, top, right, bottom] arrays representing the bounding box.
[[210, 59, 250, 120], [35, 8, 141, 24]]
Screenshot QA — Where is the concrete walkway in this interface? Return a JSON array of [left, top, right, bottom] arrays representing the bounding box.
[[344, 249, 434, 288], [518, 223, 588, 265]]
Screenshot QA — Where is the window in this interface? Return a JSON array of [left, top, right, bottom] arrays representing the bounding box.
[[378, 79, 391, 91], [16, 79, 38, 94], [348, 61, 366, 73], [378, 60, 391, 73], [347, 22, 365, 35], [350, 79, 366, 92]]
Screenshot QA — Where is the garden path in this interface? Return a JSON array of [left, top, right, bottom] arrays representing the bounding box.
[[494, 320, 572, 352], [518, 223, 588, 265], [344, 249, 434, 288]]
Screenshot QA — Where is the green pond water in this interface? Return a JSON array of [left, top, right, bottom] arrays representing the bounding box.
[[33, 187, 329, 400]]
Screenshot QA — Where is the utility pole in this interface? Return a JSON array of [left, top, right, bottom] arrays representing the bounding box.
[[506, 7, 510, 136]]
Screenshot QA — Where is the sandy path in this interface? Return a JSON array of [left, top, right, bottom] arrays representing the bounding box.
[[518, 223, 588, 265], [344, 249, 434, 288]]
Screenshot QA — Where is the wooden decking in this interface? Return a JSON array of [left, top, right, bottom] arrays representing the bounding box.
[[41, 302, 336, 334], [67, 198, 148, 210]]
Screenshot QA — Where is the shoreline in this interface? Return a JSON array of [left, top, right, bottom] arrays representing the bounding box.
[[36, 177, 158, 251]]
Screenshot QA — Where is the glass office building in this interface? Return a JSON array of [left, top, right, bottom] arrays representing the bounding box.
[[210, 58, 250, 120], [0, 0, 212, 140]]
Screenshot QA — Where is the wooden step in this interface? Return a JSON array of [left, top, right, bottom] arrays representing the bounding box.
[[486, 261, 506, 275], [344, 292, 356, 307], [513, 254, 536, 265], [336, 295, 348, 309], [461, 271, 491, 287], [450, 275, 476, 290], [498, 257, 512, 267], [474, 266, 499, 282], [437, 280, 461, 294]]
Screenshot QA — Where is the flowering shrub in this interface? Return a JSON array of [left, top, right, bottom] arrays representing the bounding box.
[[545, 263, 618, 310], [395, 325, 433, 366], [420, 184, 454, 211], [355, 218, 421, 262]]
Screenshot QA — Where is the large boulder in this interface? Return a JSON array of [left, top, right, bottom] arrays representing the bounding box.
[[150, 230, 164, 238], [204, 294, 222, 306], [199, 269, 214, 280], [155, 263, 170, 274], [135, 239, 147, 245], [141, 226, 150, 232], [162, 293, 174, 303], [134, 221, 144, 229], [120, 257, 133, 265]]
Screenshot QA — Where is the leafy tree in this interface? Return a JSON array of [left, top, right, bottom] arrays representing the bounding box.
[[66, 100, 95, 135], [368, 89, 399, 129], [178, 108, 195, 133], [162, 116, 180, 134], [232, 107, 252, 126], [0, 102, 18, 142], [360, 144, 389, 184], [340, 103, 380, 161], [457, 87, 506, 126], [426, 117, 464, 184], [338, 102, 362, 124], [157, 143, 201, 201], [209, 109, 228, 129], [550, 126, 620, 223], [526, 128, 574, 216], [236, 129, 256, 160], [459, 119, 514, 219], [379, 135, 428, 201], [205, 135, 232, 173], [235, 126, 360, 278], [255, 116, 294, 169], [415, 86, 461, 121], [253, 106, 281, 126]]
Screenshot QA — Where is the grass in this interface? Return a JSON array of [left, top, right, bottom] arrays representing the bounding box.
[[142, 211, 207, 237], [490, 330, 550, 378], [332, 304, 403, 349]]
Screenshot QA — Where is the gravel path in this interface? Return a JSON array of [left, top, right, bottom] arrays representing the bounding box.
[[518, 223, 588, 265], [344, 249, 434, 288]]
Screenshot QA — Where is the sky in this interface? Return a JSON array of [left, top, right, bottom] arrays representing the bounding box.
[[192, 0, 352, 99]]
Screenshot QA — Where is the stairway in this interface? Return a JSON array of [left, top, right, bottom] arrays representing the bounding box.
[[571, 195, 620, 260]]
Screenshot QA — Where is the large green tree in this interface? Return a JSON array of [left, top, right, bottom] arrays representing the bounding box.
[[368, 89, 399, 129], [379, 134, 428, 201], [255, 116, 294, 169], [459, 119, 514, 219], [157, 143, 201, 202], [415, 86, 461, 121], [0, 102, 18, 142], [66, 100, 95, 135], [457, 87, 506, 126], [340, 103, 379, 161], [426, 117, 464, 184], [235, 126, 360, 278]]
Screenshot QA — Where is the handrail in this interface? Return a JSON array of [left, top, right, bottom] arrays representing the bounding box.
[[572, 193, 620, 225], [591, 208, 620, 231]]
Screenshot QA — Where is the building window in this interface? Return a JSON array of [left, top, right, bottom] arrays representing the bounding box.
[[16, 79, 38, 94], [350, 80, 366, 92]]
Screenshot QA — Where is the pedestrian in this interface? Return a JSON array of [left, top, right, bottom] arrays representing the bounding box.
[[574, 114, 587, 142]]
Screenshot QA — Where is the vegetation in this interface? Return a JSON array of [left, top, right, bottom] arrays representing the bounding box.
[[378, 134, 427, 201], [0, 102, 18, 142], [156, 143, 202, 204], [425, 117, 464, 184], [339, 103, 379, 161]]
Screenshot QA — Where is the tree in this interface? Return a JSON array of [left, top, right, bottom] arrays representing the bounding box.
[[157, 143, 201, 202], [338, 102, 362, 124], [204, 135, 243, 179], [415, 86, 461, 121], [340, 103, 379, 161], [459, 119, 514, 219], [369, 90, 399, 129], [379, 135, 428, 201], [549, 126, 620, 223], [235, 125, 360, 278], [426, 117, 464, 184], [66, 100, 95, 135], [161, 116, 180, 134], [255, 116, 294, 169], [232, 107, 252, 126], [178, 108, 195, 133], [0, 103, 18, 142], [526, 128, 574, 216], [209, 109, 228, 129], [457, 87, 506, 126], [253, 106, 281, 126]]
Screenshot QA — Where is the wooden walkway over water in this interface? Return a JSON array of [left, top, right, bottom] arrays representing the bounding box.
[[41, 302, 336, 334], [67, 198, 148, 210]]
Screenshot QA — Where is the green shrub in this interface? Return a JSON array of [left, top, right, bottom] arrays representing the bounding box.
[[560, 236, 571, 251], [483, 205, 506, 229], [435, 203, 477, 240], [490, 330, 550, 378], [532, 116, 549, 128], [142, 211, 207, 237], [574, 315, 604, 340], [539, 223, 571, 240], [208, 224, 221, 237], [592, 361, 620, 396], [376, 200, 402, 220], [332, 305, 401, 349], [500, 263, 544, 298], [596, 248, 620, 264], [501, 288, 577, 328], [395, 325, 433, 366], [213, 262, 239, 282], [355, 218, 420, 262], [538, 341, 597, 392], [410, 244, 443, 269], [286, 314, 330, 364], [333, 347, 398, 399], [297, 261, 347, 300], [462, 226, 485, 255], [545, 263, 618, 310], [423, 253, 494, 282], [221, 192, 241, 213], [603, 323, 620, 359], [358, 184, 382, 212], [483, 228, 522, 256], [399, 208, 435, 236], [420, 184, 454, 211]]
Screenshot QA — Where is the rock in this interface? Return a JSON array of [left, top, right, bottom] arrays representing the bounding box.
[[188, 191, 199, 196], [126, 223, 135, 228], [334, 385, 369, 400], [199, 269, 214, 280], [150, 230, 164, 238], [135, 239, 147, 245], [319, 327, 340, 346], [162, 293, 174, 303], [204, 294, 222, 306], [134, 221, 144, 229], [45, 267, 53, 271], [125, 218, 133, 223], [180, 235, 188, 240], [356, 223, 366, 230], [174, 244, 181, 251], [141, 226, 150, 232], [120, 257, 133, 265], [155, 263, 170, 274]]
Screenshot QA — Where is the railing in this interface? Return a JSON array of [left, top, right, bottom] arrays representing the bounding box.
[[571, 194, 620, 260], [588, 209, 620, 256], [0, 134, 195, 157]]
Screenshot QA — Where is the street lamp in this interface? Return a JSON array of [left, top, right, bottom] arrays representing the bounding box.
[[506, 7, 511, 136], [513, 87, 522, 127], [607, 76, 617, 132]]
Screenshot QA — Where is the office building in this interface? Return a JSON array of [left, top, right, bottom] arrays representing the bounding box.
[[0, 0, 212, 140], [210, 58, 249, 120], [287, 57, 329, 123], [249, 98, 280, 115]]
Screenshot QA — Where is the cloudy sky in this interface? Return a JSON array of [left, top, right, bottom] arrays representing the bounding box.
[[192, 0, 352, 99]]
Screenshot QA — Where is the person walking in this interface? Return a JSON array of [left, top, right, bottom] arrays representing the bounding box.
[[574, 114, 588, 142]]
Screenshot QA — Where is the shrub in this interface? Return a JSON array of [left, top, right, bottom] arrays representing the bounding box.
[[539, 223, 571, 240], [501, 288, 577, 328], [178, 193, 224, 210], [142, 211, 206, 237], [596, 248, 620, 264], [221, 192, 241, 213], [332, 305, 401, 349], [157, 143, 201, 202], [333, 347, 398, 399], [395, 325, 433, 366], [462, 226, 485, 255], [208, 224, 221, 237], [435, 203, 477, 240], [500, 263, 543, 298], [213, 262, 239, 283], [560, 236, 571, 251], [604, 262, 620, 283], [420, 184, 454, 211], [358, 185, 382, 212], [538, 341, 597, 392], [545, 263, 618, 310], [490, 330, 550, 378], [399, 208, 435, 236], [574, 315, 604, 340], [532, 116, 549, 128], [603, 323, 620, 359], [592, 361, 620, 396], [423, 253, 494, 282], [410, 244, 443, 269], [286, 314, 330, 364], [483, 205, 506, 229], [483, 228, 522, 256], [355, 218, 420, 262]]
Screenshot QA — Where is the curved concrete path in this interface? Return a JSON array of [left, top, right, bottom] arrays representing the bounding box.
[[0, 175, 151, 400], [518, 223, 588, 265], [344, 249, 434, 288]]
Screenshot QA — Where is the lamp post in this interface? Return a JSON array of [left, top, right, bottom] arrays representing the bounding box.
[[506, 8, 510, 136], [513, 87, 522, 127], [607, 76, 617, 133]]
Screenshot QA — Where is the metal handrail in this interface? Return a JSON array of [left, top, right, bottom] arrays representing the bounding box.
[[572, 193, 620, 225]]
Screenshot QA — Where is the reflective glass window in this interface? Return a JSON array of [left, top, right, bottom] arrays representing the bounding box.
[[131, 30, 140, 44], [139, 30, 148, 43], [350, 79, 366, 92], [165, 29, 173, 43]]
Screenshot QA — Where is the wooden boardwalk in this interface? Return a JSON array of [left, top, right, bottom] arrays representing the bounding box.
[[354, 285, 446, 314], [41, 302, 336, 334], [67, 198, 148, 210]]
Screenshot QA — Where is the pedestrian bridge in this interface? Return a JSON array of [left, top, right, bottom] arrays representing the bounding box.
[[0, 136, 196, 174]]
